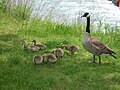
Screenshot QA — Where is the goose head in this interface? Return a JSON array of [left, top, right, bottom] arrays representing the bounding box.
[[81, 12, 90, 18]]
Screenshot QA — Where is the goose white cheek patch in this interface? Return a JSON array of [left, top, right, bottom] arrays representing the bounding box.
[[86, 14, 90, 18]]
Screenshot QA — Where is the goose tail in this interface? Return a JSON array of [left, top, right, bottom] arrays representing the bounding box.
[[110, 50, 116, 59], [106, 48, 116, 59], [110, 53, 116, 59], [111, 51, 116, 55]]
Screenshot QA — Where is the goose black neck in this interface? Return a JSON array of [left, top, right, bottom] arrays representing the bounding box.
[[86, 17, 90, 34]]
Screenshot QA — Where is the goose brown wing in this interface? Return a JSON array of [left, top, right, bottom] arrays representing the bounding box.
[[91, 38, 105, 48], [91, 38, 113, 54]]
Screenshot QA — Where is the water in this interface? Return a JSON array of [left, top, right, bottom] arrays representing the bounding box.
[[31, 0, 120, 28]]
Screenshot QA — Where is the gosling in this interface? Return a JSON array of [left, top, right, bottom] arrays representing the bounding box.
[[21, 40, 40, 51], [42, 53, 57, 63], [52, 48, 64, 58], [33, 55, 43, 64], [32, 40, 47, 50], [62, 44, 79, 55]]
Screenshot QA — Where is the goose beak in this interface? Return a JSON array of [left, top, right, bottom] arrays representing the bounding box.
[[81, 15, 85, 18], [81, 15, 83, 18]]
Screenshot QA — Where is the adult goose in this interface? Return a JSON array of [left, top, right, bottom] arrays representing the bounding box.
[[81, 12, 116, 64]]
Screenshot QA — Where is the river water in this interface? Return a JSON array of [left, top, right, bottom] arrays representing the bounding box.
[[31, 0, 120, 28]]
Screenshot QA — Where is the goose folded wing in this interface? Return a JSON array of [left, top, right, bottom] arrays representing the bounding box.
[[91, 38, 105, 48], [91, 38, 113, 54]]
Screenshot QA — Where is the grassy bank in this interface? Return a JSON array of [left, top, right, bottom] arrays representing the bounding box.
[[0, 5, 120, 90]]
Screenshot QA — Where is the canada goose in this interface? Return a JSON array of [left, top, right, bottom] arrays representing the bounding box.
[[33, 55, 43, 64], [32, 40, 47, 50], [81, 12, 116, 64], [61, 44, 79, 55], [21, 40, 40, 51], [42, 53, 57, 63], [52, 48, 64, 58]]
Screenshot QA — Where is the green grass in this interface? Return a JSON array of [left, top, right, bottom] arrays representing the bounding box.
[[0, 12, 120, 90]]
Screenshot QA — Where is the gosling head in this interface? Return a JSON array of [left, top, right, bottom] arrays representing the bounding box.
[[61, 45, 67, 49], [32, 40, 36, 44], [42, 54, 48, 62], [81, 12, 90, 18], [21, 40, 26, 45], [42, 54, 47, 60]]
